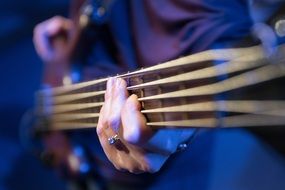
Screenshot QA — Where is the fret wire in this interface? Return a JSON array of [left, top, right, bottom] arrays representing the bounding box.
[[138, 64, 285, 101]]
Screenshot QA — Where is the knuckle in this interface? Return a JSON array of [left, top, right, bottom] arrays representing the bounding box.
[[96, 123, 103, 136], [106, 115, 120, 129]]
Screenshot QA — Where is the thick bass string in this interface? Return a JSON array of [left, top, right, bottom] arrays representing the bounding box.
[[35, 45, 285, 131]]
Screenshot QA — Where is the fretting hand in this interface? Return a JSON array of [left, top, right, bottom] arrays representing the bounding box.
[[97, 77, 195, 173]]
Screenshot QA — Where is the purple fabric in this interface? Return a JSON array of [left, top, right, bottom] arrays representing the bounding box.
[[78, 1, 255, 188], [129, 0, 252, 67], [73, 1, 285, 190], [82, 0, 252, 79]]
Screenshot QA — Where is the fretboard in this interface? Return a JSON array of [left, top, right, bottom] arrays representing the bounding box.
[[35, 45, 285, 131]]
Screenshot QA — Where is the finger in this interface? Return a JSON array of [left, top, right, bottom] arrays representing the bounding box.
[[97, 77, 120, 136], [33, 16, 72, 62], [45, 16, 73, 37], [33, 23, 53, 61], [121, 94, 153, 145], [108, 77, 128, 133], [97, 77, 127, 142], [98, 77, 152, 173], [96, 102, 120, 162], [97, 105, 128, 171], [104, 77, 115, 100], [97, 122, 146, 173]]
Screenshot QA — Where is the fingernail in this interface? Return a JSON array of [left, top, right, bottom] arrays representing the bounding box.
[[107, 77, 115, 89], [115, 78, 122, 87], [106, 77, 115, 99]]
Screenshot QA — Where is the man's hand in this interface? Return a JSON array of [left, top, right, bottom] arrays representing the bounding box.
[[97, 77, 195, 174], [33, 16, 78, 86], [33, 16, 79, 175], [33, 16, 74, 64]]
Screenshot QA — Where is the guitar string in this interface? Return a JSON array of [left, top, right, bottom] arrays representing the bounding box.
[[43, 61, 285, 115], [146, 114, 285, 128], [51, 102, 104, 114], [40, 45, 264, 96], [37, 61, 285, 131], [46, 53, 269, 105], [138, 64, 285, 101], [52, 91, 105, 104], [48, 101, 285, 122], [45, 112, 285, 131], [35, 45, 285, 131]]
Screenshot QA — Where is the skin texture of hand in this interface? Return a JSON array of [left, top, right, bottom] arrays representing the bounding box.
[[97, 77, 195, 174], [33, 16, 74, 63], [33, 16, 78, 86]]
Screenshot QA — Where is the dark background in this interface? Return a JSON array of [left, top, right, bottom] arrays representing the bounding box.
[[0, 1, 69, 189], [2, 1, 285, 190]]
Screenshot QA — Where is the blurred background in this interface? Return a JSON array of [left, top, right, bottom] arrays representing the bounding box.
[[1, 0, 285, 190], [0, 1, 69, 189]]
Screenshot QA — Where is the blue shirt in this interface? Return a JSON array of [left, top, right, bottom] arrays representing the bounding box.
[[72, 1, 285, 189]]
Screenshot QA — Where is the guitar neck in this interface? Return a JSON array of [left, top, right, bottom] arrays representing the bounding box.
[[35, 45, 285, 131]]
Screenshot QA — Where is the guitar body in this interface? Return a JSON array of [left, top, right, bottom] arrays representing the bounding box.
[[24, 0, 285, 188], [25, 43, 285, 189]]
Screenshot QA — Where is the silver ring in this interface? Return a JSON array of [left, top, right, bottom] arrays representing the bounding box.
[[108, 134, 119, 145]]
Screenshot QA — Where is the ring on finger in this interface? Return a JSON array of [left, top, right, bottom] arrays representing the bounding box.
[[108, 134, 119, 145]]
